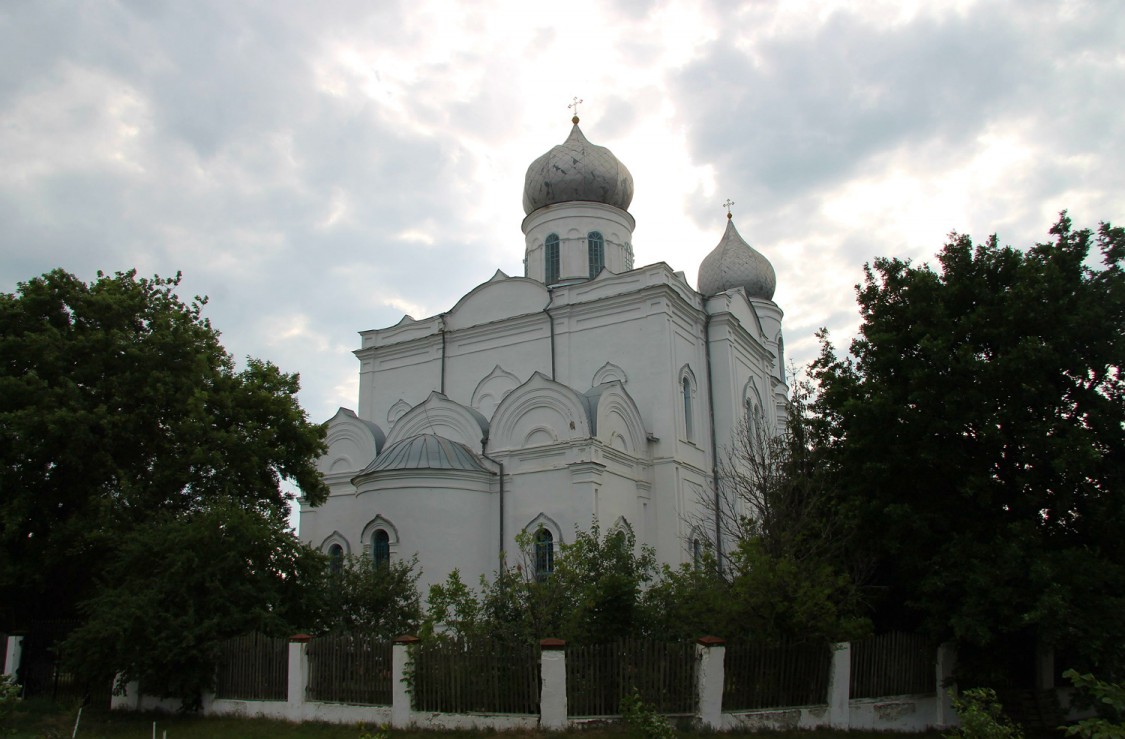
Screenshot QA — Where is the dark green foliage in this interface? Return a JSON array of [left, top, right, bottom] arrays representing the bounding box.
[[0, 268, 330, 706], [946, 688, 1024, 739], [1063, 669, 1125, 739], [318, 554, 422, 639], [63, 504, 323, 708], [423, 522, 657, 644], [812, 214, 1125, 681], [646, 381, 870, 645], [0, 269, 328, 627]]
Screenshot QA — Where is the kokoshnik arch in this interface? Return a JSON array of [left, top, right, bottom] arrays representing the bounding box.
[[299, 114, 787, 590]]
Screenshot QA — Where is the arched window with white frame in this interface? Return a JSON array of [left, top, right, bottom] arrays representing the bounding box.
[[535, 528, 554, 581], [372, 529, 390, 568], [588, 231, 604, 277], [679, 366, 697, 442], [328, 544, 344, 576], [545, 233, 560, 284]]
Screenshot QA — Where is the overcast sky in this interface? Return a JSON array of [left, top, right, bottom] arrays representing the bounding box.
[[3, 0, 1123, 428]]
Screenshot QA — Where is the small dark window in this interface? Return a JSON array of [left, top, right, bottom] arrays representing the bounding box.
[[328, 544, 344, 576], [682, 376, 694, 440], [588, 231, 604, 277], [693, 538, 702, 570], [535, 528, 554, 581], [545, 234, 560, 284], [373, 529, 390, 568]]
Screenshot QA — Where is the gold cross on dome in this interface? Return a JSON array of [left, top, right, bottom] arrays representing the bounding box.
[[569, 96, 583, 123], [723, 198, 735, 219]]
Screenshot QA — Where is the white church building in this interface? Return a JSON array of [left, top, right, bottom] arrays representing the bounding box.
[[299, 116, 787, 590]]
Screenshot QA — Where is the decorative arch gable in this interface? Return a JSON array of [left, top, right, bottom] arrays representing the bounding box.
[[489, 372, 592, 453], [317, 408, 384, 475], [609, 515, 633, 537], [729, 291, 767, 339], [743, 377, 765, 410], [361, 515, 400, 545], [387, 399, 411, 426], [385, 392, 490, 449], [591, 361, 628, 387], [445, 275, 549, 330], [587, 382, 647, 457], [523, 512, 563, 543], [471, 365, 522, 421], [319, 530, 350, 555]]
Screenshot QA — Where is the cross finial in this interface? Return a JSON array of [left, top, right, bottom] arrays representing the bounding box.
[[569, 96, 583, 124], [723, 198, 735, 219]]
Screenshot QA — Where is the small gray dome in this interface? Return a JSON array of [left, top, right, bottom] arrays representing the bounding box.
[[363, 434, 491, 474], [523, 123, 634, 215], [697, 218, 776, 300]]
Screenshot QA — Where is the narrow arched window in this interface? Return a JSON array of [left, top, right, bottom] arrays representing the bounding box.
[[373, 529, 390, 568], [545, 233, 560, 284], [693, 538, 702, 570], [328, 544, 344, 576], [535, 528, 554, 581], [682, 376, 694, 440], [588, 231, 604, 278]]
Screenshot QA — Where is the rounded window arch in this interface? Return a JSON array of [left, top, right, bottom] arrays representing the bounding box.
[[545, 233, 560, 284], [587, 231, 604, 277]]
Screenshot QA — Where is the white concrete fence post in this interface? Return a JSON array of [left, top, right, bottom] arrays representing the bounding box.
[[935, 642, 958, 727], [539, 638, 568, 729], [3, 635, 22, 678], [288, 634, 312, 721], [695, 636, 725, 730], [828, 641, 851, 729], [391, 635, 419, 729]]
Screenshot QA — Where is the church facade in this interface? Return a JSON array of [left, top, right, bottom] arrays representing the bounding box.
[[298, 118, 787, 591]]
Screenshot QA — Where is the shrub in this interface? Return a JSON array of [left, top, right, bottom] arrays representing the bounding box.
[[1062, 669, 1125, 739], [946, 687, 1023, 739]]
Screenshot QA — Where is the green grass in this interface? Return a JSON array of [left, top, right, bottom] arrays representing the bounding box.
[[1, 699, 948, 739]]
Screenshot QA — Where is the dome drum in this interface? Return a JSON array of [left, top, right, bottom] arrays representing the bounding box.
[[522, 201, 635, 282]]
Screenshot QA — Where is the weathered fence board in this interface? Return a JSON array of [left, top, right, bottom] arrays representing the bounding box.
[[850, 631, 935, 698], [723, 640, 832, 710], [412, 638, 538, 715], [566, 638, 695, 716], [214, 633, 288, 701], [307, 633, 392, 706]]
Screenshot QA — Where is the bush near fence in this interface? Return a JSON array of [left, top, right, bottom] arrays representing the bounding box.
[[723, 639, 833, 711], [850, 631, 936, 699], [307, 632, 393, 706], [567, 638, 696, 717], [214, 633, 288, 701], [413, 637, 539, 715]]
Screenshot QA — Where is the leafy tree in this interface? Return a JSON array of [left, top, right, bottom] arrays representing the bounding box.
[[654, 381, 869, 645], [422, 521, 656, 644], [318, 554, 422, 638], [63, 503, 323, 708], [812, 214, 1125, 681], [0, 269, 328, 627]]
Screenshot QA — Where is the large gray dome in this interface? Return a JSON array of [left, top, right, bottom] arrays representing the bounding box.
[[523, 122, 634, 215], [361, 434, 491, 474], [697, 217, 777, 300]]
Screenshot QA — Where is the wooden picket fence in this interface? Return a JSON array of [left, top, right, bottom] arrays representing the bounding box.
[[412, 637, 539, 714], [850, 631, 935, 698], [214, 633, 288, 701], [723, 640, 833, 710], [566, 638, 696, 716], [307, 633, 393, 705]]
